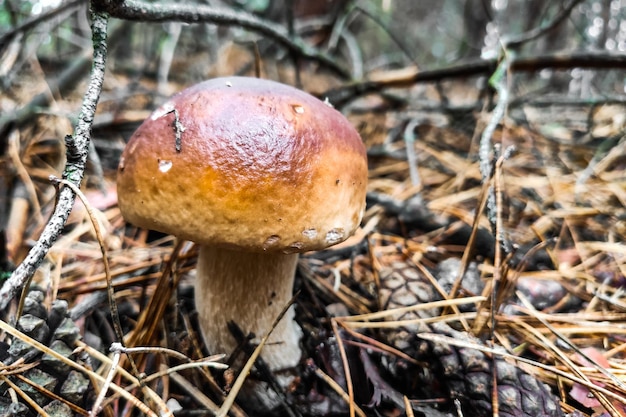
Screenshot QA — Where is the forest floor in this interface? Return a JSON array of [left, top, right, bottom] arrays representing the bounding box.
[[1, 50, 626, 417]]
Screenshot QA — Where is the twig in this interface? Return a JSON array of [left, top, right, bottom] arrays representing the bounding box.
[[354, 2, 417, 66], [90, 343, 122, 417], [47, 176, 123, 337], [0, 0, 83, 48], [7, 130, 44, 227], [489, 150, 513, 417], [446, 183, 491, 303], [335, 322, 420, 366], [312, 366, 367, 417], [94, 0, 350, 79], [479, 54, 510, 181], [323, 51, 626, 108], [403, 396, 415, 417], [75, 340, 172, 415], [339, 295, 485, 323], [503, 0, 585, 49], [5, 184, 31, 263], [170, 371, 221, 415], [331, 318, 355, 417], [0, 9, 109, 310]]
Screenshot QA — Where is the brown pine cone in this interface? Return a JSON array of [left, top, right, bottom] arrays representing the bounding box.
[[378, 262, 564, 417], [427, 321, 563, 417], [0, 291, 93, 417]]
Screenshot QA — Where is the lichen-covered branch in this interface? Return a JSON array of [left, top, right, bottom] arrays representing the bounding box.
[[0, 9, 109, 310], [479, 57, 510, 182]]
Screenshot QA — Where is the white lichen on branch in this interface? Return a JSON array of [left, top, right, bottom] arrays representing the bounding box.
[[0, 10, 109, 310]]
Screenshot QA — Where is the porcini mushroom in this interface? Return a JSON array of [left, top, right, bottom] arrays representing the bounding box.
[[116, 76, 367, 390]]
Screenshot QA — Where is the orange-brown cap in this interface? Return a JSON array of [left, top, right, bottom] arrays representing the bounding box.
[[117, 77, 368, 253]]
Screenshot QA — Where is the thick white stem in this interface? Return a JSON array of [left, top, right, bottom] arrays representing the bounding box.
[[195, 246, 303, 371]]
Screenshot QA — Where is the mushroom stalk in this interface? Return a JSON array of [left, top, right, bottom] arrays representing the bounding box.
[[195, 246, 303, 371]]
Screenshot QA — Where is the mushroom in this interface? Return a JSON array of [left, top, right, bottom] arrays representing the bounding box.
[[116, 76, 367, 393]]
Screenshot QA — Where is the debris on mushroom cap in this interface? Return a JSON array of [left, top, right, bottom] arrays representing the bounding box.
[[117, 77, 368, 253]]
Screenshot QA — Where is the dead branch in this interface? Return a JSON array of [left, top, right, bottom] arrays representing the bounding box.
[[0, 0, 84, 51], [324, 51, 626, 108], [503, 0, 584, 49], [93, 0, 350, 79], [0, 19, 125, 141]]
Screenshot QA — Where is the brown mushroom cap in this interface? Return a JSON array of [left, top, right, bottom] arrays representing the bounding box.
[[117, 77, 368, 253]]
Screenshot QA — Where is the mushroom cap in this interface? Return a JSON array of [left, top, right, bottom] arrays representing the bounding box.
[[117, 77, 368, 253]]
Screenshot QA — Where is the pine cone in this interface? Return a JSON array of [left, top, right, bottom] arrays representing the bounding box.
[[427, 321, 563, 417], [379, 262, 564, 417], [0, 291, 93, 417]]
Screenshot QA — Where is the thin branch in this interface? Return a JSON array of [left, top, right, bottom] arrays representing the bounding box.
[[0, 0, 84, 49], [0, 9, 109, 310], [0, 19, 125, 140], [354, 3, 417, 66], [479, 55, 509, 182], [503, 0, 585, 49], [94, 0, 350, 79], [323, 51, 626, 108]]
